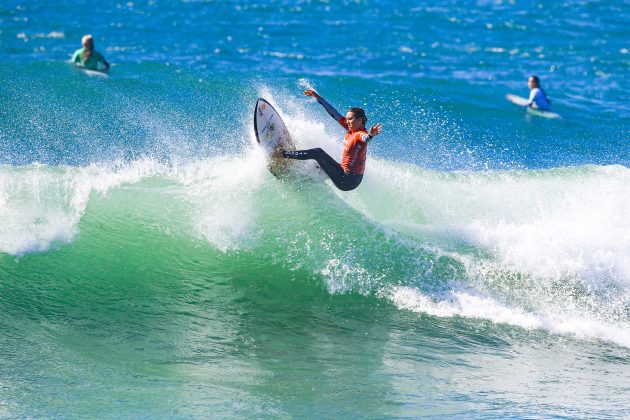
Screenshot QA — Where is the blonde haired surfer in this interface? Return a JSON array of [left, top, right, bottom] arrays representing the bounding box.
[[71, 34, 110, 72]]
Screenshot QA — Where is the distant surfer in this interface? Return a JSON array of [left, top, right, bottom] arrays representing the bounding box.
[[525, 75, 551, 111], [71, 34, 110, 72], [281, 89, 382, 191]]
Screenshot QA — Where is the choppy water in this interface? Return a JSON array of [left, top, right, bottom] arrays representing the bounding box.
[[1, 0, 629, 418]]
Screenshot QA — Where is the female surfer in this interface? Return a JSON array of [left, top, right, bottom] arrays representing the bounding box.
[[71, 34, 110, 72], [526, 75, 551, 111], [282, 88, 382, 191]]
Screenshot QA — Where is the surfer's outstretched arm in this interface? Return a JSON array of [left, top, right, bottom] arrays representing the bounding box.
[[304, 88, 348, 129]]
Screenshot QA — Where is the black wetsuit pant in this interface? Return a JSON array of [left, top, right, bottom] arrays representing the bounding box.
[[283, 148, 363, 191]]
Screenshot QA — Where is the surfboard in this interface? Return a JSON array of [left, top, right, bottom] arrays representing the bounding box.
[[526, 107, 561, 119], [254, 98, 296, 176], [83, 69, 109, 78], [506, 93, 561, 119], [506, 93, 530, 107]]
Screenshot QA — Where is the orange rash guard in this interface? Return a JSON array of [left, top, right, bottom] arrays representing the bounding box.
[[282, 95, 371, 191], [316, 95, 372, 174], [341, 128, 368, 174]]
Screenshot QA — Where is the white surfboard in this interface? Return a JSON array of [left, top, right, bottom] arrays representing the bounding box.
[[526, 107, 561, 119], [506, 93, 560, 119], [506, 93, 530, 107], [254, 98, 296, 176], [83, 69, 109, 78]]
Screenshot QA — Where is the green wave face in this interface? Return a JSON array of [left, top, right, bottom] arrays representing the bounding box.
[[1, 120, 630, 419]]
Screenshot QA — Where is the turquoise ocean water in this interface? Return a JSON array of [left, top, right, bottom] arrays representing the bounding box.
[[1, 0, 629, 417]]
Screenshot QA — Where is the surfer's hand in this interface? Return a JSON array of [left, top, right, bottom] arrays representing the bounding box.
[[304, 88, 320, 99], [369, 123, 382, 137]]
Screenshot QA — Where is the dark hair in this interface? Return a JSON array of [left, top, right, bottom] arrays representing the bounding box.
[[529, 75, 550, 103], [348, 107, 367, 125]]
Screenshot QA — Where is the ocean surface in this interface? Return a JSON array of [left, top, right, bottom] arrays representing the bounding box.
[[1, 0, 630, 418]]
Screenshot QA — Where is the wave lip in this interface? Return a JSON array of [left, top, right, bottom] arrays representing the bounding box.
[[0, 160, 165, 256]]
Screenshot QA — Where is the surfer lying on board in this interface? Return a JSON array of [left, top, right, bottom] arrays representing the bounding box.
[[71, 34, 110, 72], [526, 75, 551, 111], [282, 89, 382, 191]]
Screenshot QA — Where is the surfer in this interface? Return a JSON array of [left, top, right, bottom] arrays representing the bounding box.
[[71, 34, 110, 72], [525, 75, 551, 111], [282, 89, 382, 191]]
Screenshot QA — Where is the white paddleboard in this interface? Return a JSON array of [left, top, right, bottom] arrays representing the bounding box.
[[506, 93, 560, 119], [254, 98, 296, 176]]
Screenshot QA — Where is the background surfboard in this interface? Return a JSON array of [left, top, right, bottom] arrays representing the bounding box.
[[83, 69, 108, 78], [254, 98, 296, 176], [506, 93, 561, 119]]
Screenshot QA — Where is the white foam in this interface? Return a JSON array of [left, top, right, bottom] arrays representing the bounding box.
[[0, 159, 166, 256], [389, 286, 630, 348], [321, 258, 384, 296], [176, 150, 268, 252], [0, 150, 278, 256], [347, 163, 630, 286]]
